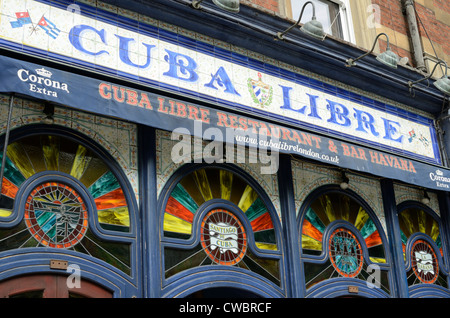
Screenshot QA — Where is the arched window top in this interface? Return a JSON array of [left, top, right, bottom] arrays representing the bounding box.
[[0, 126, 137, 276], [1, 131, 131, 231], [397, 202, 449, 290], [300, 188, 386, 264], [299, 186, 391, 296], [397, 203, 442, 256], [161, 165, 279, 252], [159, 164, 283, 288]]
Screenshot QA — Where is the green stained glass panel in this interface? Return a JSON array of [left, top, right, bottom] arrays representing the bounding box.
[[305, 207, 326, 233], [171, 183, 198, 214], [245, 197, 267, 221], [35, 210, 57, 239], [254, 229, 276, 245], [360, 218, 376, 239], [0, 152, 25, 186], [0, 153, 26, 187], [88, 171, 120, 199]]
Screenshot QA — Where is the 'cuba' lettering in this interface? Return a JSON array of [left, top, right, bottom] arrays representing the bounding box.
[[115, 35, 155, 69], [205, 66, 240, 96], [163, 49, 198, 82], [69, 25, 109, 56]]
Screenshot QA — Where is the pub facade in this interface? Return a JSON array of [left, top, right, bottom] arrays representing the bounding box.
[[0, 0, 449, 298]]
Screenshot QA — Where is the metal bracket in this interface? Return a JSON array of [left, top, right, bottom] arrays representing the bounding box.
[[50, 260, 68, 270], [348, 286, 359, 294]]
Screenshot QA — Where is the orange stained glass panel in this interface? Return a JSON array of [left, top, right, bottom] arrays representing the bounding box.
[[1, 177, 18, 199], [250, 212, 274, 232], [302, 219, 323, 242], [165, 196, 194, 223], [365, 230, 382, 248], [94, 188, 127, 210]]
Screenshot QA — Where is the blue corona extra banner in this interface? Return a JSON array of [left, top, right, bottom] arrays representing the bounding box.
[[0, 54, 449, 191]]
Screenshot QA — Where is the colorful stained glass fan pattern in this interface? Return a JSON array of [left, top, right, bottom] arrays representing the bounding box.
[[0, 134, 131, 274], [398, 208, 442, 257], [398, 208, 447, 287], [301, 192, 390, 293], [163, 168, 277, 251], [301, 192, 386, 263], [0, 134, 129, 229], [163, 167, 280, 285]]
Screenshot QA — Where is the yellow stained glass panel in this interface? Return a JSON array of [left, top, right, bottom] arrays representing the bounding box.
[[220, 169, 233, 201], [0, 209, 12, 217], [70, 145, 91, 179], [98, 207, 130, 227], [193, 169, 213, 201], [42, 136, 59, 171], [164, 212, 192, 235], [238, 185, 258, 212], [354, 207, 369, 231], [302, 234, 322, 251], [7, 143, 35, 178]]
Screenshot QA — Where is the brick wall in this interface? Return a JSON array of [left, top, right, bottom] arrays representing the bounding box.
[[240, 0, 281, 15], [415, 0, 450, 56], [241, 0, 449, 74]]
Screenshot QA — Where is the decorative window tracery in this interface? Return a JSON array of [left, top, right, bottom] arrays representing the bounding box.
[[398, 205, 448, 289], [299, 189, 390, 295], [160, 165, 282, 286], [0, 129, 135, 275]]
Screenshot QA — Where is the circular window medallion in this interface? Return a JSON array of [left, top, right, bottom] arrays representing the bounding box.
[[200, 209, 247, 265], [411, 239, 439, 284], [328, 227, 364, 278], [24, 182, 89, 248]]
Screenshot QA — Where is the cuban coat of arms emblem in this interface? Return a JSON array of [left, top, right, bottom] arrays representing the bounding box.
[[248, 72, 273, 108]]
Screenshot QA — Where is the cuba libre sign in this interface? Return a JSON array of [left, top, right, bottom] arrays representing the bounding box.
[[0, 0, 440, 163]]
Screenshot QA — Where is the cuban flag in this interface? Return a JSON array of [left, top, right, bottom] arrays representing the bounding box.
[[10, 11, 32, 28], [38, 16, 60, 39]]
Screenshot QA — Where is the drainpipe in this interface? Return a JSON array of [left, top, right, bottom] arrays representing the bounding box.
[[402, 0, 426, 71]]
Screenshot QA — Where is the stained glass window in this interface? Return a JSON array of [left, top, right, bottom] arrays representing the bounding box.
[[162, 166, 281, 286], [0, 132, 133, 275], [24, 181, 89, 248], [398, 207, 447, 288], [328, 227, 364, 278], [398, 208, 442, 257], [300, 191, 390, 294], [301, 192, 385, 263], [0, 134, 130, 230], [410, 239, 439, 284]]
